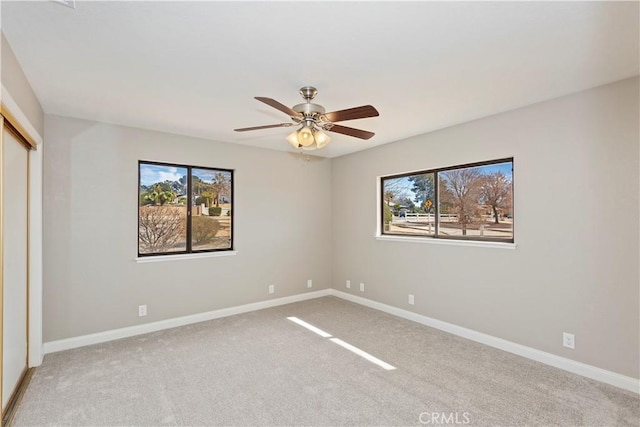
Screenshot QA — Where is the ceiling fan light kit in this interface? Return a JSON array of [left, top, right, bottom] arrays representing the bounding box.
[[234, 86, 379, 151], [286, 125, 321, 149]]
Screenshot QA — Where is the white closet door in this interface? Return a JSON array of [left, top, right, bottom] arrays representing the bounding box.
[[2, 128, 29, 410]]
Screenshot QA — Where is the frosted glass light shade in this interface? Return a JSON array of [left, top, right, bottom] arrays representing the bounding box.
[[297, 126, 314, 147], [314, 130, 330, 148], [285, 126, 331, 150], [286, 130, 300, 148]]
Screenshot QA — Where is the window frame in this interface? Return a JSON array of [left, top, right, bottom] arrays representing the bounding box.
[[138, 160, 234, 257], [380, 158, 514, 244]]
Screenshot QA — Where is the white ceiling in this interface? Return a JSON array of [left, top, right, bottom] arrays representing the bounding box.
[[2, 1, 638, 158]]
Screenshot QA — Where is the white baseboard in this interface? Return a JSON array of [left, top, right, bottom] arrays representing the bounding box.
[[42, 287, 638, 394], [328, 290, 640, 394], [43, 289, 331, 355]]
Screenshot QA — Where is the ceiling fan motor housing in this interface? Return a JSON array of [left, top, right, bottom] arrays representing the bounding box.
[[292, 102, 325, 118], [293, 86, 325, 123]]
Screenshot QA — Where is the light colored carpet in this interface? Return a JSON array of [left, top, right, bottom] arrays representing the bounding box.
[[13, 296, 640, 426]]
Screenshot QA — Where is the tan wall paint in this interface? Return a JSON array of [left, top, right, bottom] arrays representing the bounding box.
[[1, 33, 44, 137], [331, 77, 640, 379], [43, 115, 332, 341], [42, 78, 638, 380]]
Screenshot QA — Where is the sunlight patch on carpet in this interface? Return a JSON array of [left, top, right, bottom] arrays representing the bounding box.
[[330, 338, 396, 370], [287, 316, 396, 370], [287, 316, 332, 338]]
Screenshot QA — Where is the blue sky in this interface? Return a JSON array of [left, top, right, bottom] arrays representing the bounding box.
[[140, 164, 231, 186], [384, 161, 513, 201], [140, 164, 186, 186], [193, 168, 231, 183], [478, 162, 512, 179]]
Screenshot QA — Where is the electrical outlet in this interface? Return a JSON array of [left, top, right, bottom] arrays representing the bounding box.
[[269, 284, 275, 294], [408, 294, 415, 305], [563, 332, 575, 349], [138, 305, 147, 317], [307, 279, 313, 288], [346, 280, 351, 289], [360, 282, 365, 292]]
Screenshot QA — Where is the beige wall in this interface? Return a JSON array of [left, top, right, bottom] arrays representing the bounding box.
[[42, 79, 639, 380], [1, 32, 44, 136], [331, 77, 639, 378], [43, 115, 332, 341]]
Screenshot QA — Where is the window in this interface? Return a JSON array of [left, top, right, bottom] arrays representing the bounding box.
[[381, 158, 513, 243], [138, 161, 233, 256]]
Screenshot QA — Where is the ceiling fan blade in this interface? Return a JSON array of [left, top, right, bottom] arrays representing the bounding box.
[[326, 124, 375, 140], [323, 105, 379, 123], [255, 97, 303, 119], [234, 123, 294, 132]]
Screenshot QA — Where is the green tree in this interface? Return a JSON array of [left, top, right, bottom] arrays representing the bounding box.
[[142, 184, 176, 206], [383, 202, 393, 229], [192, 176, 209, 203], [201, 191, 215, 207], [407, 173, 435, 212]]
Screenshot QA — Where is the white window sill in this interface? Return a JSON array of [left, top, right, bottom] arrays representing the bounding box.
[[135, 251, 238, 263], [376, 235, 516, 249]]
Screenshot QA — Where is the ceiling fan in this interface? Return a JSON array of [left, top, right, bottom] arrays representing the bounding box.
[[234, 86, 379, 150]]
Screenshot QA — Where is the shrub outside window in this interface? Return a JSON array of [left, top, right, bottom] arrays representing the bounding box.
[[138, 161, 233, 256], [381, 158, 513, 243]]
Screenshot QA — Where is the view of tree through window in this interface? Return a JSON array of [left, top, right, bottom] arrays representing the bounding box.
[[138, 161, 233, 255], [381, 159, 513, 242]]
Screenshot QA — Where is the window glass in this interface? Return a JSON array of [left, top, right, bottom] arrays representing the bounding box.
[[138, 162, 233, 256], [139, 164, 188, 254], [381, 159, 513, 243], [382, 173, 435, 236], [191, 168, 233, 251]]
